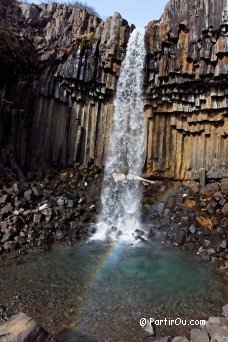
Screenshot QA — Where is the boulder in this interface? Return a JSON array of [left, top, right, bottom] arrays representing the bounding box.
[[190, 329, 209, 342], [210, 326, 228, 342], [0, 312, 55, 341]]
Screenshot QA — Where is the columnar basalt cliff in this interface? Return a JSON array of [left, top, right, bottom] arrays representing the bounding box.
[[0, 0, 227, 180], [0, 0, 131, 176], [145, 0, 228, 180]]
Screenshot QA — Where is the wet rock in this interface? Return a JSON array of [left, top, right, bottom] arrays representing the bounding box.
[[177, 230, 187, 246], [0, 312, 55, 341], [201, 253, 211, 262]]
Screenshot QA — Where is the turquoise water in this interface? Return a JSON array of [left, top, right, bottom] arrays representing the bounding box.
[[0, 242, 227, 341]]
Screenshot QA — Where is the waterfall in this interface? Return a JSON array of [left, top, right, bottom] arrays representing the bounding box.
[[92, 28, 146, 242]]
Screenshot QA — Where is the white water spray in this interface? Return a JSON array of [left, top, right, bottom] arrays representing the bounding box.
[[91, 28, 146, 242]]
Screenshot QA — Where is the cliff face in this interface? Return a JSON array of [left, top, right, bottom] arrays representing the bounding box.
[[0, 0, 227, 180], [0, 1, 131, 175], [145, 0, 228, 179]]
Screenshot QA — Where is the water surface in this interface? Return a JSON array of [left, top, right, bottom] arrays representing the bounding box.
[[0, 242, 227, 341]]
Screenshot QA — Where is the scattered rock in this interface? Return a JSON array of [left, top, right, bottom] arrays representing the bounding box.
[[220, 240, 227, 250], [196, 216, 213, 231], [222, 304, 228, 318], [189, 224, 197, 234]]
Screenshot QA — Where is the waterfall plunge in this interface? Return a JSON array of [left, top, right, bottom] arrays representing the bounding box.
[[92, 28, 146, 242]]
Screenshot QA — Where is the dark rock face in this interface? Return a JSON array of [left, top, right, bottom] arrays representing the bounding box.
[[0, 0, 227, 180], [145, 0, 228, 179], [0, 1, 131, 175]]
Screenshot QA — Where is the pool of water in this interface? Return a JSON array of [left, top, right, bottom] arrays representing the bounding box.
[[0, 242, 227, 341]]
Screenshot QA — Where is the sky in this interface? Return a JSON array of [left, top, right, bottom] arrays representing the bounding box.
[[28, 0, 169, 27]]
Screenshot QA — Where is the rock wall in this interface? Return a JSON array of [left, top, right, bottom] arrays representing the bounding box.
[[145, 0, 228, 179], [0, 0, 227, 180], [0, 1, 131, 175]]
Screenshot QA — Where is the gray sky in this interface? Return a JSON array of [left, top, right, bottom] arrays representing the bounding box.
[[29, 1, 169, 27]]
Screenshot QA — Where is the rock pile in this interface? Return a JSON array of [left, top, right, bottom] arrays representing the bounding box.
[[155, 304, 228, 342], [143, 178, 228, 276], [0, 165, 102, 255]]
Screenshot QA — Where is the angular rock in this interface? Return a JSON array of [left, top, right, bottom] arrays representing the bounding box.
[[0, 312, 55, 341], [190, 329, 209, 342], [220, 240, 227, 250], [189, 224, 197, 234], [24, 190, 32, 202], [196, 217, 213, 230]]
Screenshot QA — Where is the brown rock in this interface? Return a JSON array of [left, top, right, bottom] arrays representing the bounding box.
[[184, 200, 196, 209], [196, 216, 213, 230]]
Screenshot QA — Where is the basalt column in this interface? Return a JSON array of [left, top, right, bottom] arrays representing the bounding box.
[[144, 0, 228, 180]]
